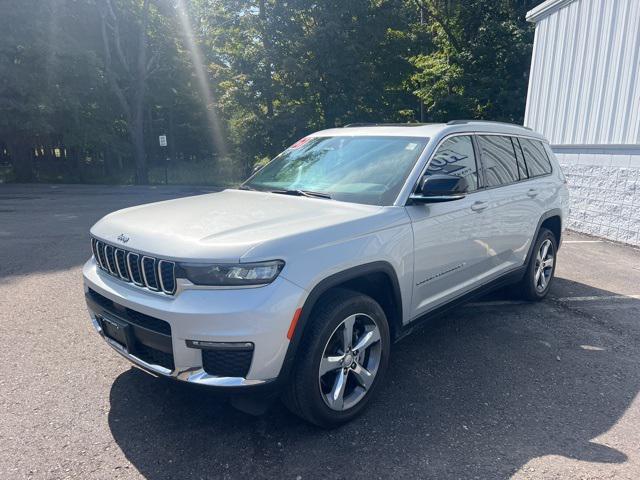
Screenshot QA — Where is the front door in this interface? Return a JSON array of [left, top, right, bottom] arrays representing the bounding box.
[[406, 135, 496, 319]]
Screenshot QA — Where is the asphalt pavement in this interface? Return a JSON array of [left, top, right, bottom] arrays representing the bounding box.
[[1, 184, 640, 480]]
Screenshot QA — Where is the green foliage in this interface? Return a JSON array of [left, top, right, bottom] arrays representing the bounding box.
[[0, 0, 544, 184], [410, 0, 539, 122]]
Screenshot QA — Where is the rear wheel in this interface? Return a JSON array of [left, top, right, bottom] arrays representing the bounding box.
[[515, 228, 557, 301], [283, 289, 390, 427]]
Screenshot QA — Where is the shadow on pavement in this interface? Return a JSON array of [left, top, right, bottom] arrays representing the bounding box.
[[108, 279, 639, 479]]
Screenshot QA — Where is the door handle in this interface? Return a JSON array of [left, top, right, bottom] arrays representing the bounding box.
[[527, 188, 539, 198], [470, 201, 488, 212]]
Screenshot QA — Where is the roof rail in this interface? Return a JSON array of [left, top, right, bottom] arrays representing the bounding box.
[[447, 120, 532, 131], [343, 122, 431, 128]]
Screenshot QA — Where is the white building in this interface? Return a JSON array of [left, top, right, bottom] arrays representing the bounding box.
[[525, 0, 640, 246]]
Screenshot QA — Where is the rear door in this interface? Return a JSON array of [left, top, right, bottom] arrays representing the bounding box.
[[476, 135, 539, 272], [518, 136, 556, 235], [407, 134, 495, 318]]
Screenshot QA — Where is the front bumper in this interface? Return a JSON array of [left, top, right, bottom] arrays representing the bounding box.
[[82, 258, 306, 388]]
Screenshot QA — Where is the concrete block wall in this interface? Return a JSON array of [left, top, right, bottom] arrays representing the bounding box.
[[554, 150, 640, 247]]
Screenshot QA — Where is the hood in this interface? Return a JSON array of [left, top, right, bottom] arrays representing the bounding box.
[[90, 189, 388, 262]]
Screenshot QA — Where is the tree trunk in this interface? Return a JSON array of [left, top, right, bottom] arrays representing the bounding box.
[[319, 86, 336, 128], [131, 0, 149, 184], [130, 121, 147, 184], [100, 0, 151, 185], [259, 0, 274, 118]]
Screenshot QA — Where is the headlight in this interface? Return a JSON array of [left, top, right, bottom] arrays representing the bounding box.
[[177, 260, 285, 286]]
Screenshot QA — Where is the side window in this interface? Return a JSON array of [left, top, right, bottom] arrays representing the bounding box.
[[426, 135, 478, 191], [520, 138, 552, 177], [477, 135, 519, 187], [512, 137, 529, 180]]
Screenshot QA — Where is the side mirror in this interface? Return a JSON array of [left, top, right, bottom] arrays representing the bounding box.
[[409, 174, 468, 203]]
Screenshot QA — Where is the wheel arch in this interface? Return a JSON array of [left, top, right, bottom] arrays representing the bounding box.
[[278, 261, 403, 383], [540, 215, 562, 246], [525, 209, 563, 266]]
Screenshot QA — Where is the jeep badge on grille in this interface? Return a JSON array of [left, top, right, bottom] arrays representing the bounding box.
[[117, 233, 130, 244]]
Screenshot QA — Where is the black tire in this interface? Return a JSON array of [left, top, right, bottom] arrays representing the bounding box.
[[282, 289, 391, 427], [514, 227, 557, 301]]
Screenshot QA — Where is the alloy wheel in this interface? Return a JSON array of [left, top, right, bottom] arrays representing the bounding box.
[[318, 313, 382, 411], [534, 238, 555, 292]]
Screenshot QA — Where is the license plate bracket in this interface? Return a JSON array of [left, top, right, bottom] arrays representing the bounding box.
[[99, 314, 135, 353]]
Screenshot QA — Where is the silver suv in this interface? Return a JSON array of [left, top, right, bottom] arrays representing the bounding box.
[[83, 120, 569, 426]]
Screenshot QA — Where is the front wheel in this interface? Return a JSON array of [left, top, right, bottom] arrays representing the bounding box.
[[515, 228, 557, 301], [283, 289, 390, 427]]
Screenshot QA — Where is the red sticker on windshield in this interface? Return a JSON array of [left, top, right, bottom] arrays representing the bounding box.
[[289, 136, 311, 149]]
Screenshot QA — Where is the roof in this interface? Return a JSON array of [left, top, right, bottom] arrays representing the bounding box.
[[526, 0, 578, 23], [312, 121, 545, 141]]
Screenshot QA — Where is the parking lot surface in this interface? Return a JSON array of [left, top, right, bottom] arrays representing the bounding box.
[[1, 184, 640, 480]]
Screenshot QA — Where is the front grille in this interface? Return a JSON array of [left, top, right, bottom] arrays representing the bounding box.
[[202, 349, 253, 378], [91, 237, 176, 295]]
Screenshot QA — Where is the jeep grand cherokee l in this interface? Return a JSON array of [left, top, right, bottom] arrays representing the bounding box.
[[83, 120, 569, 427]]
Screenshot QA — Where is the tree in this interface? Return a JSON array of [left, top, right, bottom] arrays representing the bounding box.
[[195, 0, 419, 173], [410, 0, 540, 123], [0, 0, 546, 184], [98, 0, 163, 184], [0, 0, 100, 180]]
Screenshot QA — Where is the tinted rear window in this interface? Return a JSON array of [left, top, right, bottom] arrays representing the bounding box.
[[520, 138, 552, 177], [477, 135, 519, 187], [512, 137, 529, 179]]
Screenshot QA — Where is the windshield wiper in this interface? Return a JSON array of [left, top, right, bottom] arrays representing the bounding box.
[[238, 185, 257, 191], [269, 189, 332, 199]]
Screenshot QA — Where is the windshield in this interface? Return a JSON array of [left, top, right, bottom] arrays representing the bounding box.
[[243, 136, 429, 206]]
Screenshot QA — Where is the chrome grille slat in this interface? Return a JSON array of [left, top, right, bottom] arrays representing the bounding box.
[[91, 237, 175, 295], [127, 252, 144, 286], [115, 249, 130, 281], [91, 238, 103, 268], [157, 260, 176, 294], [104, 245, 117, 275], [141, 256, 160, 291], [96, 241, 108, 269]]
